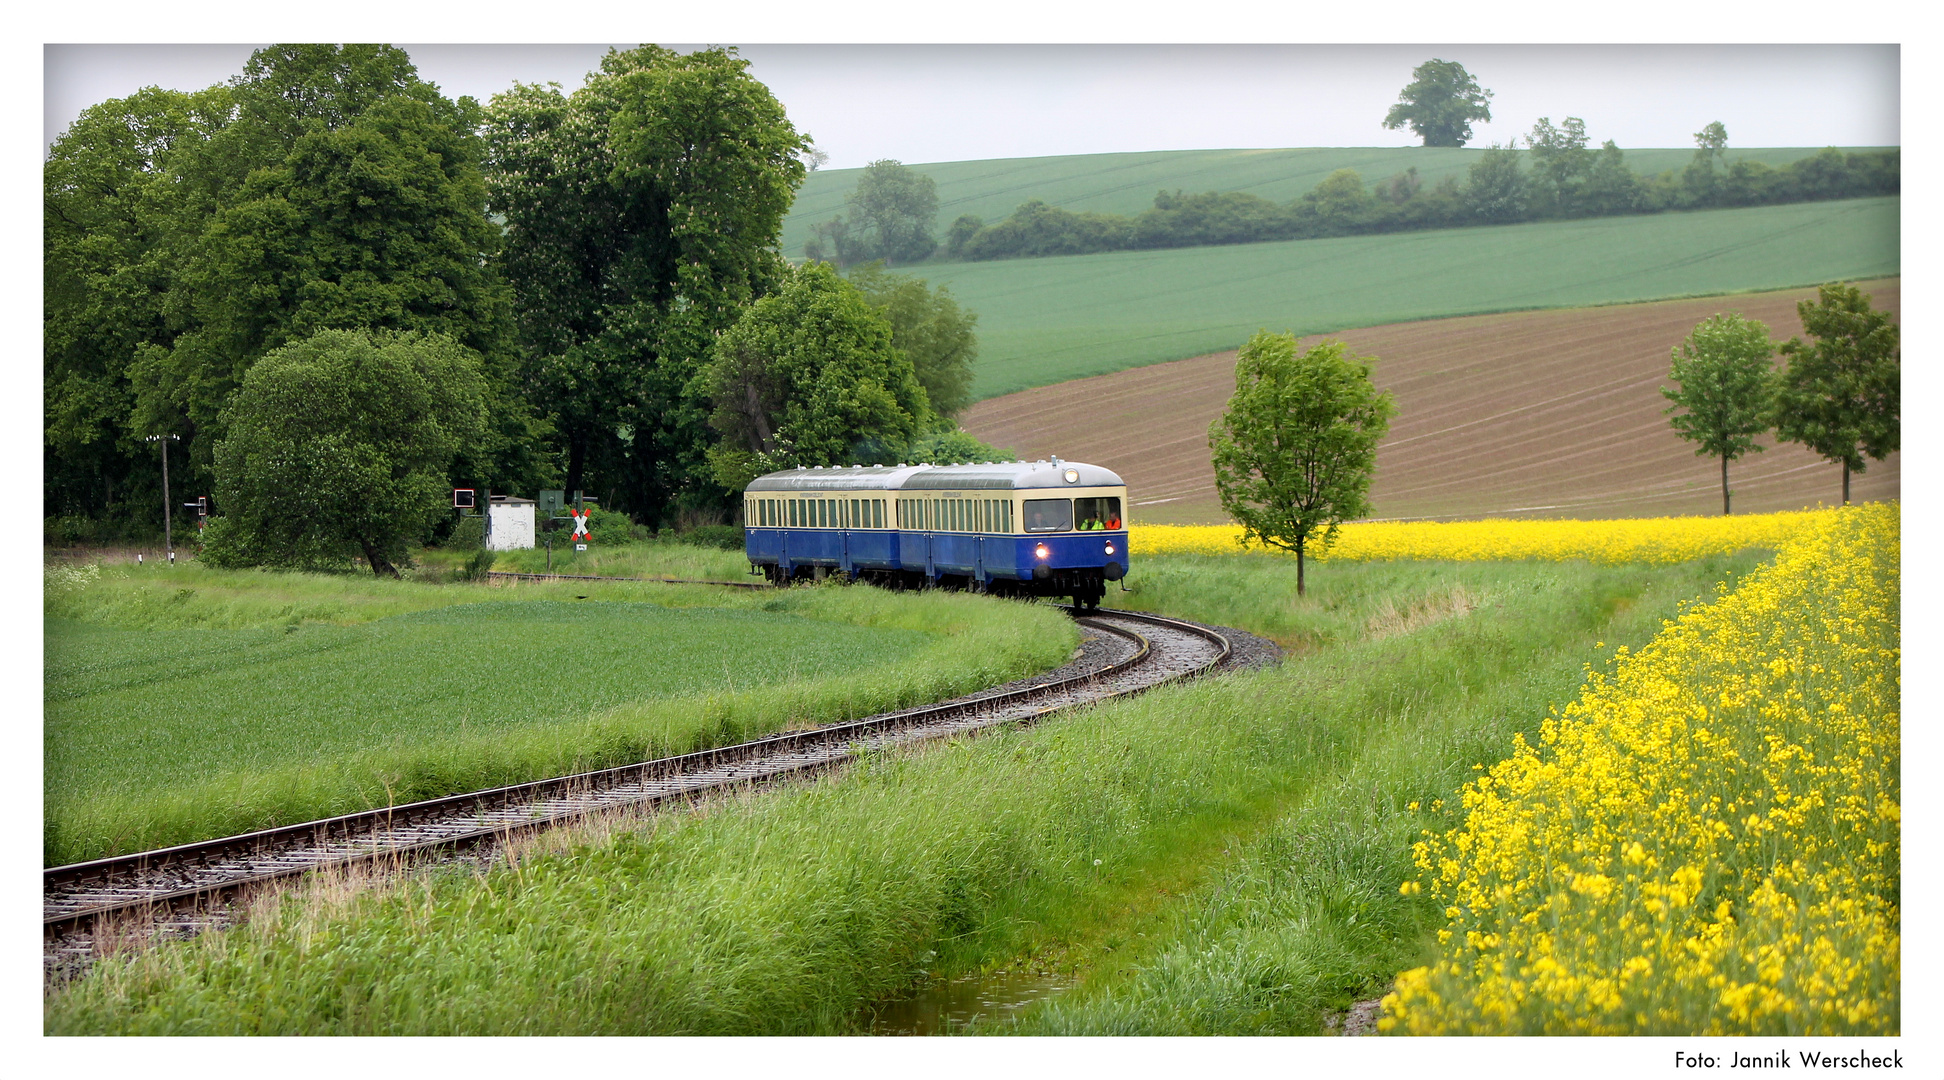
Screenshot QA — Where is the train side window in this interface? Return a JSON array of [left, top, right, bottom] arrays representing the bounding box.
[[874, 499, 883, 529], [1023, 498, 1072, 533]]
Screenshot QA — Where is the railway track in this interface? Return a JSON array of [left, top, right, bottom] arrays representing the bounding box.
[[44, 608, 1243, 970]]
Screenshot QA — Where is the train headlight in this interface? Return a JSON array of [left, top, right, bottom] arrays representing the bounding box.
[[1105, 542, 1115, 555], [1063, 468, 1079, 484], [1034, 543, 1050, 560]]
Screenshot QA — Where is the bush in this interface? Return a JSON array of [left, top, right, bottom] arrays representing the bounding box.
[[448, 515, 485, 550], [680, 524, 745, 550], [456, 548, 496, 581], [199, 515, 352, 572]]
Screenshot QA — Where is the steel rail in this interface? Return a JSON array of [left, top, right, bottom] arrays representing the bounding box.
[[485, 570, 769, 588], [46, 609, 1227, 948]]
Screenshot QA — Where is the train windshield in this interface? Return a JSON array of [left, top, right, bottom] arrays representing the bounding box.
[[1023, 498, 1072, 533], [1074, 497, 1122, 530]]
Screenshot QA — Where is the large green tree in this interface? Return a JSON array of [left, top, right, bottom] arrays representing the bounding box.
[[845, 263, 978, 418], [846, 160, 939, 265], [1661, 313, 1777, 515], [703, 263, 933, 489], [1526, 116, 1591, 217], [1773, 283, 1900, 504], [45, 84, 233, 531], [806, 160, 940, 267], [1208, 333, 1395, 596], [1683, 121, 1730, 206], [205, 329, 488, 577], [46, 45, 535, 533], [484, 45, 807, 521], [1464, 142, 1528, 224], [1383, 59, 1494, 148]]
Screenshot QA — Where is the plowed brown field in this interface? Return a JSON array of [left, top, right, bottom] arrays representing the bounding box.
[[961, 280, 1900, 525]]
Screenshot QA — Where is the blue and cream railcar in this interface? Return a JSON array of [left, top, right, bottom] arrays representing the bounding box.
[[743, 459, 1129, 608]]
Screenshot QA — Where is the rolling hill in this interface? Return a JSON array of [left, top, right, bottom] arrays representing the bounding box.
[[915, 196, 1898, 401], [961, 279, 1900, 524], [781, 145, 1888, 259]]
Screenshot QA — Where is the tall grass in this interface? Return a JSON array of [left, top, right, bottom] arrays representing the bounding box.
[[46, 555, 1755, 1034], [484, 539, 754, 581], [45, 565, 1076, 865]]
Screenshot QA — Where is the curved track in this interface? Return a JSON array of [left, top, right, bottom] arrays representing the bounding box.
[[45, 608, 1237, 969]]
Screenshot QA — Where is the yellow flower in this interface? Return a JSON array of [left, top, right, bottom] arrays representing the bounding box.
[[1377, 504, 1899, 1037]]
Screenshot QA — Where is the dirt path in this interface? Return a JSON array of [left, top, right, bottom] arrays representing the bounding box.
[[961, 279, 1900, 524]]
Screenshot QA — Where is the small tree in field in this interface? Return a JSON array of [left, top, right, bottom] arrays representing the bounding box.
[[207, 329, 488, 577], [1773, 283, 1900, 504], [1661, 313, 1777, 515], [1209, 332, 1395, 596]]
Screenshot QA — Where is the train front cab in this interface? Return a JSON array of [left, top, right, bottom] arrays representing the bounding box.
[[1012, 487, 1127, 606], [894, 461, 1129, 608]]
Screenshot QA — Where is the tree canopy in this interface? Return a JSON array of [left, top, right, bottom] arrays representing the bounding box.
[[204, 329, 489, 577], [46, 44, 536, 536], [1464, 142, 1529, 224], [1661, 313, 1777, 514], [484, 45, 808, 520], [1773, 283, 1900, 504], [1383, 59, 1494, 148], [845, 263, 978, 418], [806, 160, 940, 267], [1208, 332, 1395, 596], [1526, 117, 1592, 217], [703, 262, 933, 490]]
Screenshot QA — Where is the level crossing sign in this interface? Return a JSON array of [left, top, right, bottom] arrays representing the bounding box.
[[570, 510, 591, 542]]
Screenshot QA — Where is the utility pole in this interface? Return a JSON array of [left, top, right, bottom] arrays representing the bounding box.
[[145, 434, 180, 562]]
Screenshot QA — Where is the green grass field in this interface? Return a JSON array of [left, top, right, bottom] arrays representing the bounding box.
[[913, 195, 1898, 401], [781, 145, 1884, 259], [48, 551, 1769, 1034], [43, 559, 1077, 865]]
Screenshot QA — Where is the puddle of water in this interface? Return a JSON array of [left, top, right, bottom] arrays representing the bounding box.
[[867, 969, 1076, 1035]]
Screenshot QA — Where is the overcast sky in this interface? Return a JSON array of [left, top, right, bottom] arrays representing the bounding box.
[[46, 43, 1899, 168]]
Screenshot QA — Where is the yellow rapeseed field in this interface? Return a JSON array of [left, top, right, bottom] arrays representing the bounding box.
[[1378, 502, 1899, 1035], [1132, 509, 1828, 565]]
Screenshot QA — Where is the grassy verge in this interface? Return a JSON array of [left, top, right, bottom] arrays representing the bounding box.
[[46, 554, 1756, 1033], [44, 562, 1076, 865], [470, 539, 753, 581]]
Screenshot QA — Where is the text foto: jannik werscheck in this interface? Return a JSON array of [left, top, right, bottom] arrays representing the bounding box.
[[1673, 1048, 1904, 1070]]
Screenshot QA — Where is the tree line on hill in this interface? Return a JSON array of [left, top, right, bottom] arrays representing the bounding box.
[[46, 44, 998, 573], [929, 134, 1898, 263]]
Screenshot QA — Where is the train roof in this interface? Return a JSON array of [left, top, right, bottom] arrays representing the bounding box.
[[746, 459, 1124, 493]]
